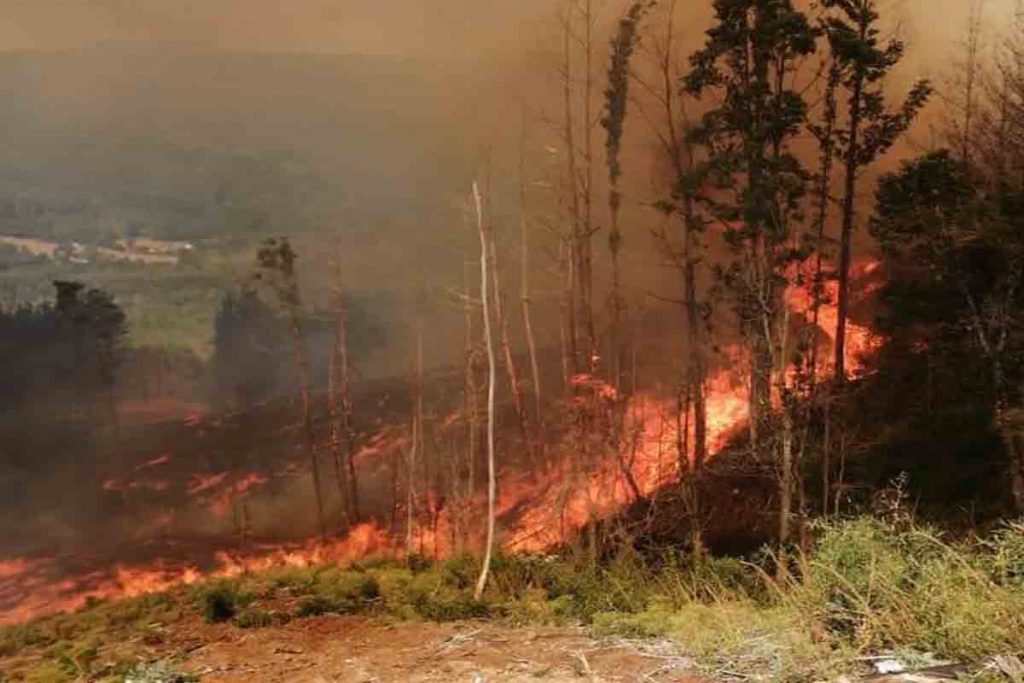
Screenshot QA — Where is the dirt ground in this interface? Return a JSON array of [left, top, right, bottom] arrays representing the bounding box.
[[175, 617, 702, 682]]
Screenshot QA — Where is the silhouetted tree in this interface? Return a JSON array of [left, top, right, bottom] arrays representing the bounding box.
[[255, 237, 327, 537], [869, 151, 1024, 513], [212, 288, 288, 410], [823, 0, 931, 383]]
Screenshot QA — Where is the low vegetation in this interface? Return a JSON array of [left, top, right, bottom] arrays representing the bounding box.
[[2, 517, 1023, 681]]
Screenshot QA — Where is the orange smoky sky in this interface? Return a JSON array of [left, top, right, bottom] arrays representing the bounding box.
[[0, 1, 1013, 60], [0, 0, 546, 57]]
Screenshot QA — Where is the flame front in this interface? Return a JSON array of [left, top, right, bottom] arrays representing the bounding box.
[[0, 262, 882, 625]]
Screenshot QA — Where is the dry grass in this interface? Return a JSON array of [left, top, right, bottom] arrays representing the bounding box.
[[2, 517, 1023, 681]]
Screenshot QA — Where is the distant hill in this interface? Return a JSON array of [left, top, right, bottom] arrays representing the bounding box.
[[0, 43, 477, 245], [0, 45, 490, 366]]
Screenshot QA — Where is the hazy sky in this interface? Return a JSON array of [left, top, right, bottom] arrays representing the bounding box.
[[0, 1, 1014, 61], [0, 0, 545, 57]]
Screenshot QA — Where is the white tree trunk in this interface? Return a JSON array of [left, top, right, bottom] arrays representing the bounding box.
[[474, 181, 498, 600]]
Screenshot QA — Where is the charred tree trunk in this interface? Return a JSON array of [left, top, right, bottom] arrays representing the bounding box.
[[561, 5, 582, 376], [327, 324, 350, 526], [489, 229, 529, 448], [290, 313, 325, 539], [651, 3, 707, 550], [328, 271, 360, 526], [834, 10, 868, 385], [337, 307, 360, 522], [518, 145, 543, 427], [812, 60, 840, 516], [580, 0, 598, 373], [406, 315, 424, 554], [461, 258, 480, 550]]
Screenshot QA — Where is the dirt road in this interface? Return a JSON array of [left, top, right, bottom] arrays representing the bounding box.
[[175, 617, 700, 682]]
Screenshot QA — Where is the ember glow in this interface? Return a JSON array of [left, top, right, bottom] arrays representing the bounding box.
[[0, 525, 391, 626]]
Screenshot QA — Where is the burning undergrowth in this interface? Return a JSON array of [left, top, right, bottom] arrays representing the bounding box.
[[0, 264, 883, 626]]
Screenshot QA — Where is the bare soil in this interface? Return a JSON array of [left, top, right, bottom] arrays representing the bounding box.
[[175, 617, 701, 682]]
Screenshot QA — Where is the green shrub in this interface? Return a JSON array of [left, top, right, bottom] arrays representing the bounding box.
[[414, 595, 490, 621], [794, 518, 1024, 660], [295, 596, 338, 618], [198, 582, 246, 624], [441, 554, 480, 589], [234, 608, 277, 629], [406, 553, 433, 573], [988, 519, 1024, 586]]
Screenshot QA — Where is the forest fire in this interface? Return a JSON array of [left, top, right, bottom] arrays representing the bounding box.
[[4, 1, 1024, 678], [0, 526, 392, 626], [0, 263, 883, 626]]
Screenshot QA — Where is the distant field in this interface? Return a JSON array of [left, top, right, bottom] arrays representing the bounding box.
[[0, 240, 239, 358], [0, 236, 59, 258]]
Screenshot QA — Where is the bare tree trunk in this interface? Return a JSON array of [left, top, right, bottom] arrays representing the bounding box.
[[811, 59, 840, 517], [821, 395, 832, 516], [290, 314, 326, 539], [1007, 428, 1024, 514], [581, 0, 598, 371], [559, 239, 575, 388], [462, 259, 479, 550], [561, 4, 582, 376], [519, 141, 543, 424], [327, 323, 350, 526], [650, 1, 707, 550], [834, 12, 869, 385], [337, 304, 360, 522], [778, 404, 795, 545], [474, 181, 498, 600], [682, 213, 706, 471], [609, 215, 623, 391], [489, 228, 529, 447], [328, 265, 360, 526], [959, 0, 984, 165], [406, 316, 424, 554]]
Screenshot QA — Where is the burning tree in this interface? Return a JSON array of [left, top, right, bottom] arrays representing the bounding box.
[[632, 0, 715, 554], [684, 0, 817, 546]]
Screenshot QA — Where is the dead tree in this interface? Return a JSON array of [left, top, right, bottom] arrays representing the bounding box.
[[488, 220, 529, 449], [579, 0, 598, 371], [255, 237, 326, 538], [635, 0, 708, 551], [459, 256, 480, 553], [327, 249, 360, 526], [473, 181, 498, 600], [560, 3, 582, 377], [806, 43, 841, 515], [406, 309, 424, 554], [518, 130, 543, 426]]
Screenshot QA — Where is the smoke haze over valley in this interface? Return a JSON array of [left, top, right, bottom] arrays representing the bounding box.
[[5, 3, 1024, 679]]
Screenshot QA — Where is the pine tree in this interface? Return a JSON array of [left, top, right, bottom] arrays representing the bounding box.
[[685, 0, 817, 544], [822, 0, 931, 382]]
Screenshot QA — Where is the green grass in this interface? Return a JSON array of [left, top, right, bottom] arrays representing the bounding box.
[[2, 517, 1024, 682]]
